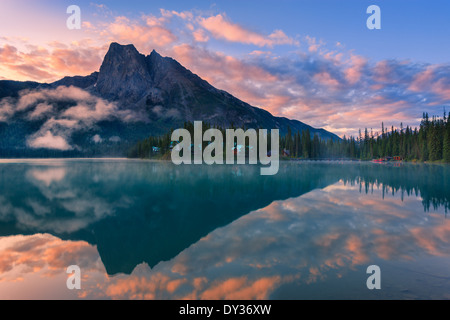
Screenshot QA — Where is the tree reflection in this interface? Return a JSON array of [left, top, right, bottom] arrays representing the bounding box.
[[0, 160, 448, 276]]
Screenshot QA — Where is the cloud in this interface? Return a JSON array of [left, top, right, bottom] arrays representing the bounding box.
[[193, 29, 209, 42], [92, 134, 103, 143], [17, 86, 93, 112], [0, 98, 15, 122], [105, 16, 177, 53], [200, 276, 281, 300], [151, 106, 181, 119], [28, 103, 53, 120], [169, 44, 286, 111], [48, 47, 103, 75], [0, 234, 102, 284], [344, 55, 367, 85], [109, 136, 121, 142], [0, 85, 119, 150], [433, 78, 450, 100], [305, 36, 322, 53], [160, 9, 194, 21], [28, 131, 72, 151], [0, 43, 105, 82], [408, 66, 435, 92], [313, 71, 340, 88], [0, 44, 21, 64], [199, 14, 297, 47]]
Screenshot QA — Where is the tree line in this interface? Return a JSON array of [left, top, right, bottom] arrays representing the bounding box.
[[129, 111, 450, 163]]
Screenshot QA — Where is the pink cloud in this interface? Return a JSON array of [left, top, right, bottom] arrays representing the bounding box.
[[107, 16, 177, 52], [28, 103, 53, 120], [48, 47, 103, 75], [0, 44, 21, 64], [200, 276, 281, 300], [372, 60, 392, 83], [344, 55, 367, 85], [193, 29, 209, 42], [0, 43, 104, 82], [432, 78, 450, 100], [305, 36, 321, 53], [169, 44, 298, 115], [199, 14, 296, 47], [0, 234, 101, 287], [160, 9, 194, 21], [0, 98, 14, 122], [313, 72, 340, 88], [345, 235, 369, 265], [408, 67, 434, 92], [13, 64, 55, 81]]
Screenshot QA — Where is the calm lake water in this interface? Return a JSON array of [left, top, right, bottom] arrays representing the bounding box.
[[0, 159, 448, 300]]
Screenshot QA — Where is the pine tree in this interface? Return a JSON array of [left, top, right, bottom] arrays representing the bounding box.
[[312, 134, 320, 158], [428, 122, 441, 161], [444, 119, 450, 163], [302, 129, 311, 158]]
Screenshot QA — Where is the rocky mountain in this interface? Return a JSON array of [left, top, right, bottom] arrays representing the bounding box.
[[0, 42, 339, 157]]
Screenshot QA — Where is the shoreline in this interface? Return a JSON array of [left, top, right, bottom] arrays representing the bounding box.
[[0, 157, 448, 166]]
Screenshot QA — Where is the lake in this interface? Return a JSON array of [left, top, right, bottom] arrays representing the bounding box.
[[0, 159, 448, 299]]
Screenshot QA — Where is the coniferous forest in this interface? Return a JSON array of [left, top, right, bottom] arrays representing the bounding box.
[[129, 111, 450, 163]]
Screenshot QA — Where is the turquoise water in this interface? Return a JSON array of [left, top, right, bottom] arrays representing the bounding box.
[[0, 159, 448, 299]]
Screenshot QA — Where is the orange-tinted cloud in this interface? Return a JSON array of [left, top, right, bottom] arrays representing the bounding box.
[[408, 67, 434, 92], [0, 234, 100, 281], [200, 276, 281, 300], [199, 14, 296, 47], [106, 16, 177, 52], [169, 43, 288, 112], [313, 71, 340, 88], [344, 55, 367, 85], [193, 29, 209, 42], [0, 43, 104, 82]]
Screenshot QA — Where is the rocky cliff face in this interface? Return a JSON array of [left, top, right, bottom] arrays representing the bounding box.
[[95, 43, 153, 103]]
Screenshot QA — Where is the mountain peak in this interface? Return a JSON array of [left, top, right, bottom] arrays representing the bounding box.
[[91, 43, 338, 140], [102, 42, 141, 64], [150, 49, 160, 56], [108, 42, 138, 52], [148, 49, 164, 65], [95, 42, 152, 101]]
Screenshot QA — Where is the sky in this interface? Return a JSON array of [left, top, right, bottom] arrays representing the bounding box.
[[1, 0, 450, 137]]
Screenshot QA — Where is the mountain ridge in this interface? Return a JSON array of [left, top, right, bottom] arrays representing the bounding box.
[[0, 42, 340, 157]]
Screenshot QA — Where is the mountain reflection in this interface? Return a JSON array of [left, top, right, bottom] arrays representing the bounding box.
[[0, 160, 346, 275], [0, 160, 449, 299]]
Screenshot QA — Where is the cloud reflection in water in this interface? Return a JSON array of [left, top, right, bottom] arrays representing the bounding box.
[[0, 175, 448, 299]]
